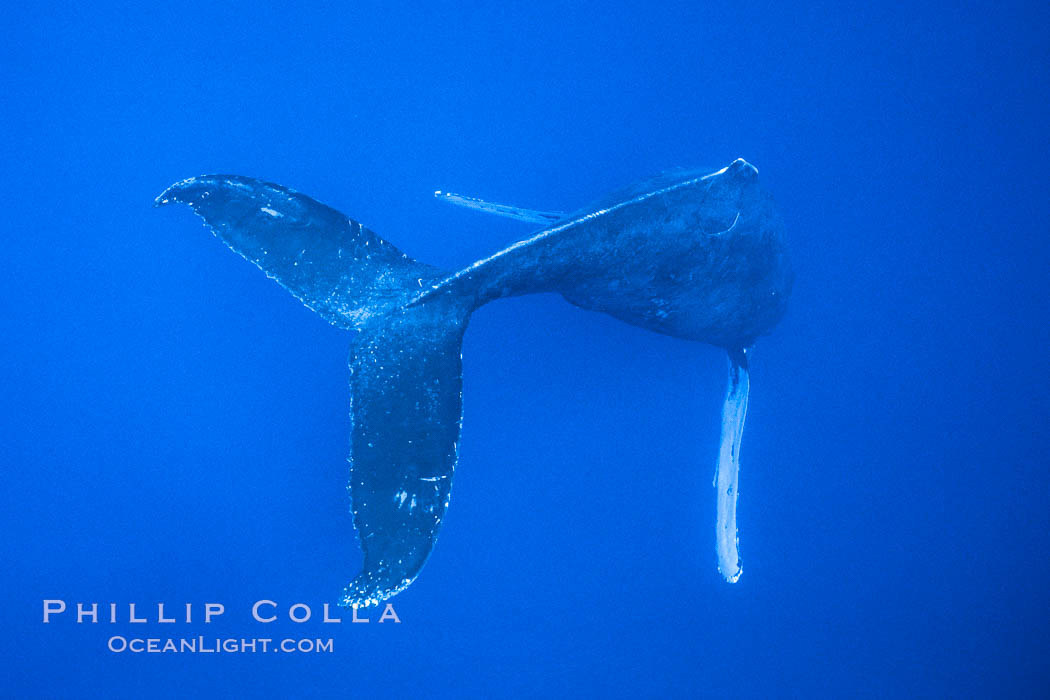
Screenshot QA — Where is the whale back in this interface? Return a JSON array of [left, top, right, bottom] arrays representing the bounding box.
[[557, 166, 723, 223], [426, 160, 792, 349], [558, 162, 793, 348]]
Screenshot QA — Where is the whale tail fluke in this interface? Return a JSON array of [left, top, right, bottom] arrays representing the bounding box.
[[155, 175, 446, 330], [156, 175, 475, 607], [341, 292, 472, 607]]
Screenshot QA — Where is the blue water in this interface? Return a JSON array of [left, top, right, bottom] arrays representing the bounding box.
[[2, 2, 1048, 697]]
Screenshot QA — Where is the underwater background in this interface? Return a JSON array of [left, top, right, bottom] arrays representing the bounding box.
[[2, 1, 1047, 697]]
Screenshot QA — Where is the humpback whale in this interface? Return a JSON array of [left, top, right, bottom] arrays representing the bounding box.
[[155, 158, 793, 606]]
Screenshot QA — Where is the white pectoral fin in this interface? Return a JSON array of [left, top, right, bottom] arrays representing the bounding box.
[[715, 348, 750, 583], [434, 190, 563, 224]]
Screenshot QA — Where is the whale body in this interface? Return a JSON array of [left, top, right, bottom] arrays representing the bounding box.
[[156, 158, 792, 606]]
